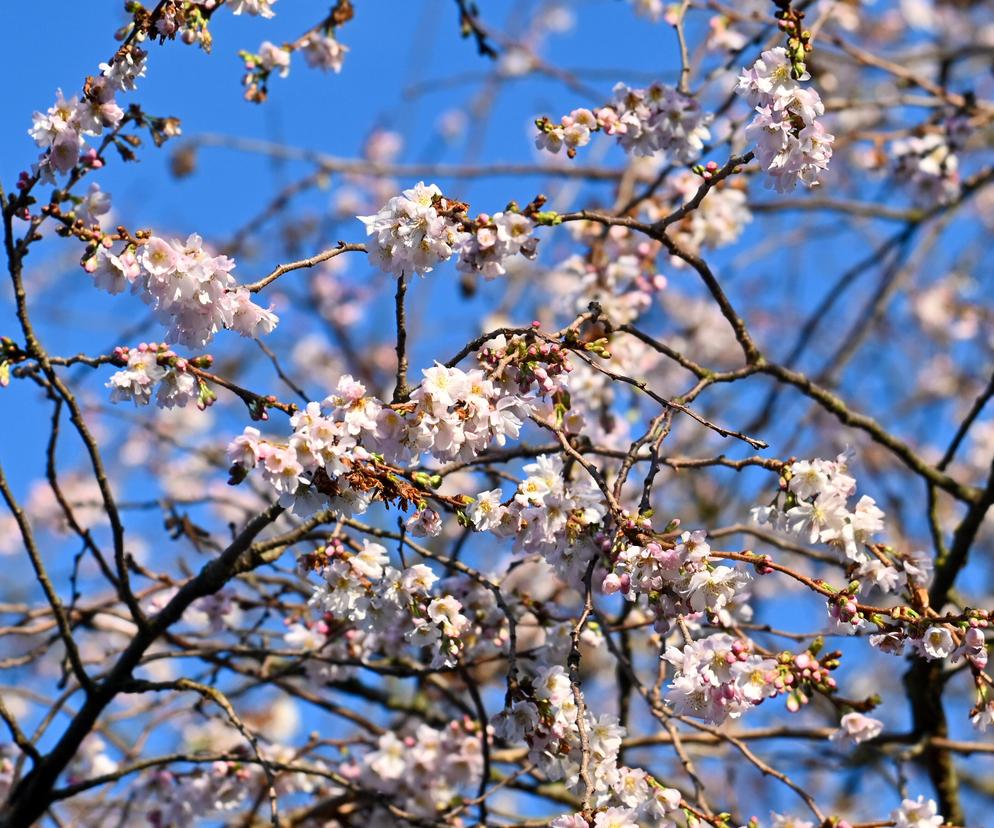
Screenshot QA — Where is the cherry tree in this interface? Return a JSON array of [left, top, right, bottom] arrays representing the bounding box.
[[1, 1, 993, 826]]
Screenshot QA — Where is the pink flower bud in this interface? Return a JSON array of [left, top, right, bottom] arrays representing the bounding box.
[[965, 627, 985, 648], [601, 572, 622, 594]]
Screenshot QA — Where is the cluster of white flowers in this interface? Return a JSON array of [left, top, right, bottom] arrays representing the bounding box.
[[304, 539, 472, 668], [536, 83, 711, 162], [737, 48, 834, 192], [428, 572, 509, 662], [286, 541, 511, 680], [359, 182, 540, 279], [456, 211, 538, 279], [356, 722, 483, 818], [228, 404, 364, 513], [105, 343, 209, 409], [892, 796, 944, 828], [494, 668, 683, 826], [753, 455, 889, 573], [663, 633, 781, 724], [86, 235, 278, 349], [407, 363, 529, 462], [891, 131, 961, 205], [603, 529, 752, 630], [84, 244, 140, 294], [358, 181, 469, 276], [29, 49, 147, 178], [227, 369, 533, 514], [751, 459, 992, 672], [469, 455, 608, 583], [549, 771, 684, 827]]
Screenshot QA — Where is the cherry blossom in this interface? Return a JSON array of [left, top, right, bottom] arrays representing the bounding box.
[[737, 47, 834, 191], [4, 3, 994, 827]]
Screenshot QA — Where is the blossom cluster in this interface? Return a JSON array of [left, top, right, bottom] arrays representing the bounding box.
[[147, 4, 206, 46], [227, 369, 531, 513], [86, 234, 278, 349], [228, 403, 365, 514], [603, 529, 752, 630], [862, 603, 991, 705], [664, 633, 841, 724], [358, 181, 468, 275], [29, 47, 147, 178], [737, 47, 834, 191], [752, 457, 994, 709], [752, 797, 945, 828], [230, 0, 277, 17], [536, 82, 711, 162], [358, 181, 539, 279], [753, 455, 887, 571], [892, 796, 944, 828], [105, 343, 214, 409], [354, 721, 483, 818], [493, 668, 684, 825], [304, 539, 475, 668], [663, 633, 777, 723], [282, 616, 363, 684], [456, 210, 538, 279], [287, 539, 511, 684], [911, 621, 988, 668], [407, 362, 531, 462], [468, 454, 608, 584], [477, 331, 573, 397]]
